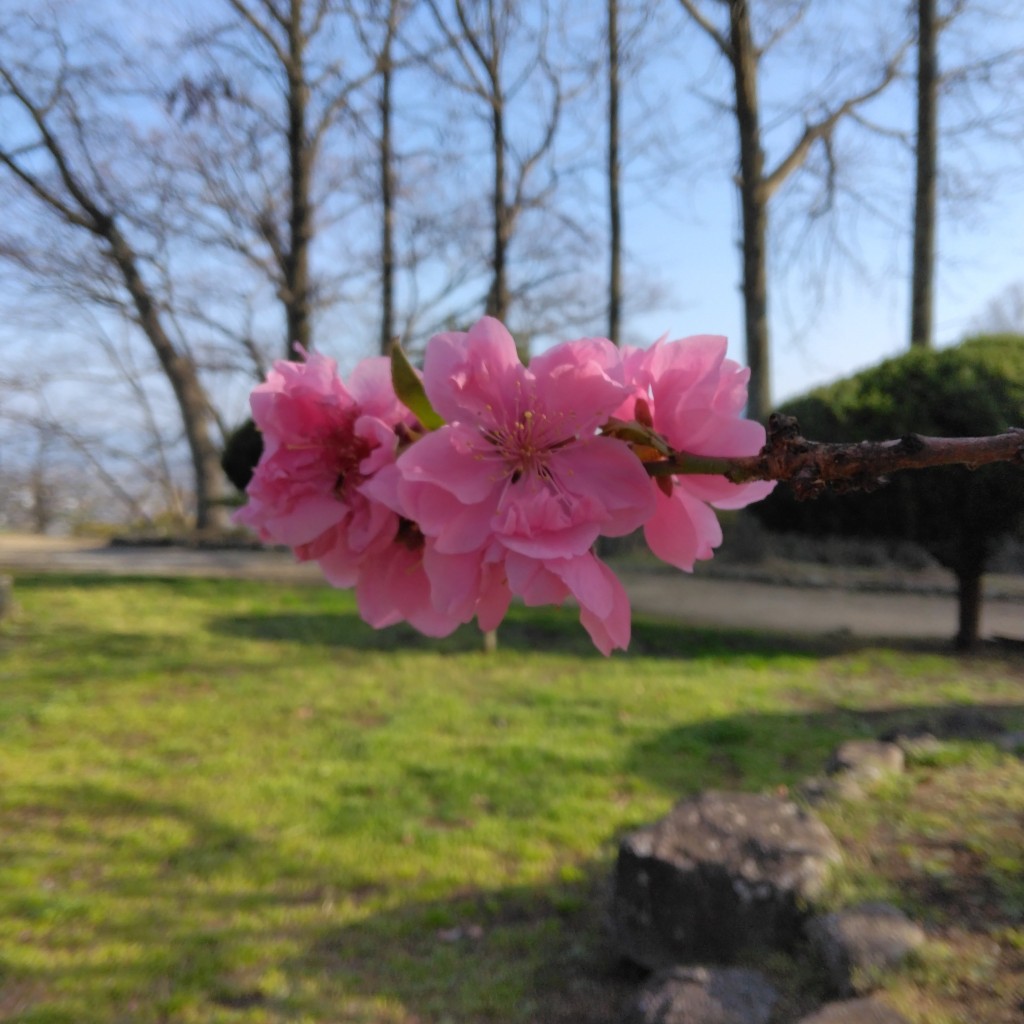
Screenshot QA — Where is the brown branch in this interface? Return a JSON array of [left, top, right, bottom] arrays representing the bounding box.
[[675, 0, 731, 61], [645, 414, 1024, 501], [760, 37, 913, 202]]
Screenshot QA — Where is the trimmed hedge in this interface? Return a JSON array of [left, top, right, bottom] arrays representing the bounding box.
[[753, 335, 1024, 647]]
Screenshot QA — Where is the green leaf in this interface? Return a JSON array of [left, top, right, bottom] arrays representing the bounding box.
[[390, 343, 445, 430]]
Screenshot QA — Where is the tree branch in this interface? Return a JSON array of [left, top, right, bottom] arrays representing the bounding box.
[[643, 414, 1024, 499], [760, 39, 913, 201], [222, 0, 289, 66], [675, 0, 731, 61], [0, 66, 110, 231]]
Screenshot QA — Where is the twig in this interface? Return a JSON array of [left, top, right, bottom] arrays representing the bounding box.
[[646, 414, 1024, 501]]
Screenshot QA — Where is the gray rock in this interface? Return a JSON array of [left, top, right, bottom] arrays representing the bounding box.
[[795, 774, 867, 807], [793, 776, 835, 807], [891, 732, 944, 762], [995, 730, 1024, 756], [826, 741, 905, 787], [621, 965, 778, 1024], [795, 997, 913, 1024], [612, 790, 842, 968], [806, 902, 925, 996]]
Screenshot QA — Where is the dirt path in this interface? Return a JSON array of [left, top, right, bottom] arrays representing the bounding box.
[[2, 534, 1022, 643]]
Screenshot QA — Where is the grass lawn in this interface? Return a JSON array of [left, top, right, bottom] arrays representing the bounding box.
[[0, 572, 1021, 1023]]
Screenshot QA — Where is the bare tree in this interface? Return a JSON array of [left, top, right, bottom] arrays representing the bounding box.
[[607, 0, 622, 346], [0, 9, 229, 528], [971, 280, 1024, 334], [910, 0, 940, 348], [378, 1, 401, 354], [172, 0, 397, 361], [675, 1, 912, 421], [342, 0, 408, 355], [422, 0, 566, 328], [907, 0, 1024, 349], [0, 328, 188, 532]]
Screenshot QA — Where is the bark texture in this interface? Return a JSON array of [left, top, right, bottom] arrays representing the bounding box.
[[910, 0, 938, 350], [607, 0, 622, 346]]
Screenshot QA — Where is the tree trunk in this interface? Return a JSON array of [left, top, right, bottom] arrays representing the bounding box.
[[910, 0, 938, 349], [379, 15, 396, 355], [485, 59, 509, 651], [607, 0, 622, 346], [486, 97, 510, 321], [105, 221, 228, 530], [285, 0, 313, 357], [730, 0, 771, 423], [955, 565, 983, 651]]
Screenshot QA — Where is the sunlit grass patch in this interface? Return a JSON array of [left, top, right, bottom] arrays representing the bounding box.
[[0, 572, 1021, 1022], [816, 751, 1024, 1024]]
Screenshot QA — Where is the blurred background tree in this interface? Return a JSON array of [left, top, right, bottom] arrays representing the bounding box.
[[1, 0, 1023, 533]]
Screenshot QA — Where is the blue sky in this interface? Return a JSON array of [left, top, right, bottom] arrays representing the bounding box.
[[4, 0, 1024, 423], [627, 162, 1024, 405], [611, 0, 1024, 405]]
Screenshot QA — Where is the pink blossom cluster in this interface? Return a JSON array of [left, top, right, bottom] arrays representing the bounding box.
[[235, 317, 773, 654]]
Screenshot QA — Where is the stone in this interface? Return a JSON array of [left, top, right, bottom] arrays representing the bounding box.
[[795, 774, 867, 807], [826, 741, 905, 787], [890, 732, 944, 762], [612, 790, 842, 969], [621, 965, 778, 1024], [794, 776, 835, 806], [794, 997, 913, 1024], [995, 731, 1024, 756], [806, 902, 925, 996]]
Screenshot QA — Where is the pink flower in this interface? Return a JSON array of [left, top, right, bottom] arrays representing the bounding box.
[[375, 317, 655, 653], [505, 551, 631, 655], [234, 350, 465, 636], [235, 352, 399, 553], [618, 335, 775, 571]]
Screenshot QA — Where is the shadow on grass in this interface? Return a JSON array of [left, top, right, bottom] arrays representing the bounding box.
[[13, 569, 1018, 661], [0, 781, 282, 1023], [208, 603, 966, 662], [0, 779, 641, 1023], [295, 703, 1024, 1023], [624, 702, 1024, 796], [4, 705, 1023, 1023], [296, 864, 649, 1024]]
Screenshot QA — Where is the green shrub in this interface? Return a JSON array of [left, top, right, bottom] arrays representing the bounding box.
[[754, 335, 1024, 648], [221, 418, 263, 492]]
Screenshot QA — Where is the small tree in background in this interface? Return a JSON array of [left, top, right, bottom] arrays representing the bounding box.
[[752, 335, 1024, 650]]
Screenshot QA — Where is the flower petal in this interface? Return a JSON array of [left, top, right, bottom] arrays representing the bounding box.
[[530, 338, 628, 434], [547, 555, 631, 655], [680, 475, 777, 511], [504, 552, 570, 606], [422, 317, 523, 425], [552, 435, 656, 537], [397, 425, 501, 506], [356, 545, 462, 637], [348, 356, 407, 422], [643, 487, 723, 571]]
